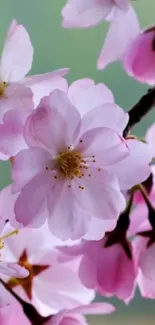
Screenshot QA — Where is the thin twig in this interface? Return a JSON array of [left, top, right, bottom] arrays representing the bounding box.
[[123, 87, 155, 137]]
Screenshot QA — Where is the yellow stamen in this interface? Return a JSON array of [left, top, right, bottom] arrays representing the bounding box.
[[55, 149, 82, 179], [0, 230, 18, 250]]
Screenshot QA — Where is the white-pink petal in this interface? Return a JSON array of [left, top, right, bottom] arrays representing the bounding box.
[[0, 20, 33, 82], [14, 172, 51, 227], [97, 6, 140, 70], [80, 103, 129, 134], [62, 0, 114, 28], [68, 79, 114, 117]]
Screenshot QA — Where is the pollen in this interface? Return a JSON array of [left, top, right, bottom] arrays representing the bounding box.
[[55, 149, 82, 179], [0, 81, 8, 97]]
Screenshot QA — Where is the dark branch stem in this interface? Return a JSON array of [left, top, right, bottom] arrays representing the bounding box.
[[123, 87, 155, 137], [0, 279, 51, 325]]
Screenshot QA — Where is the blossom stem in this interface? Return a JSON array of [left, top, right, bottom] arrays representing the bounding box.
[[138, 184, 154, 211], [123, 87, 155, 137], [138, 184, 155, 228], [116, 190, 134, 231], [0, 278, 52, 325]]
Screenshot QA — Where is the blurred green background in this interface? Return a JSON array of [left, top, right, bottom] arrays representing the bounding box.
[[0, 0, 155, 323]]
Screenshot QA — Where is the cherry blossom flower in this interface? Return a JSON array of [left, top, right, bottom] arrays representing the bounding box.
[[123, 27, 155, 85], [11, 86, 152, 240], [62, 1, 139, 71], [11, 89, 131, 240], [62, 0, 130, 28], [1, 224, 95, 317], [0, 20, 68, 160]]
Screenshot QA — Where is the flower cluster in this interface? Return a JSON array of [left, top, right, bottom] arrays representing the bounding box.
[[0, 1, 155, 324]]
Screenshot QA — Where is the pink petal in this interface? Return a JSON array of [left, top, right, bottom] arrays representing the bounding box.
[[48, 181, 90, 240], [12, 147, 51, 192], [0, 301, 31, 325], [23, 70, 69, 106], [0, 83, 33, 124], [14, 172, 51, 227], [83, 218, 116, 240], [0, 20, 33, 82], [0, 186, 20, 227], [75, 169, 126, 221], [34, 263, 94, 314], [62, 0, 113, 28], [24, 90, 81, 154], [97, 243, 136, 301], [77, 127, 129, 166], [80, 103, 129, 134], [128, 203, 150, 237], [139, 242, 155, 281], [138, 269, 155, 299], [123, 28, 155, 85], [73, 302, 115, 315], [97, 6, 140, 70], [0, 108, 30, 158], [68, 79, 114, 117], [108, 139, 152, 190]]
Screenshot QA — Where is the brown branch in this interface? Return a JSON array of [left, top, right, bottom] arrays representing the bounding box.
[[123, 87, 155, 137]]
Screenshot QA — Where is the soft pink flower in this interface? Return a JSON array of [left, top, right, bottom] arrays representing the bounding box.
[[62, 0, 129, 28], [48, 303, 115, 325], [11, 89, 132, 240], [59, 237, 137, 302], [123, 27, 155, 85], [0, 20, 68, 160], [62, 1, 139, 71], [11, 87, 152, 240], [1, 224, 94, 317]]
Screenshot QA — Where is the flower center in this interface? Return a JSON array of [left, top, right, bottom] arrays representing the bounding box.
[[7, 250, 49, 300], [56, 149, 82, 179]]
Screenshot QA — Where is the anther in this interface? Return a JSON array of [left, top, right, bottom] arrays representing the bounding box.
[[80, 140, 83, 143]]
